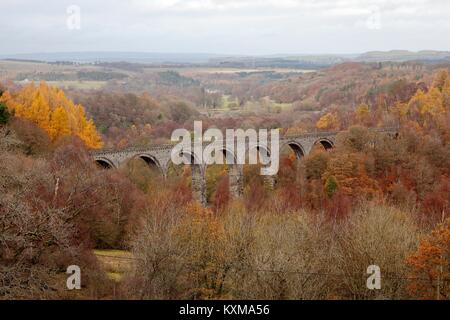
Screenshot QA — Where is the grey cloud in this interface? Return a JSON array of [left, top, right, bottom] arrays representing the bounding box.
[[0, 0, 449, 55]]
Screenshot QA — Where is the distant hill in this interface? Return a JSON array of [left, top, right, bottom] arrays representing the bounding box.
[[2, 50, 450, 68], [0, 52, 226, 64], [355, 50, 450, 62], [208, 51, 450, 68], [208, 54, 353, 69]]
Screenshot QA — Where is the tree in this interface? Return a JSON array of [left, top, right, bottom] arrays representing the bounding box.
[[354, 104, 370, 124], [0, 149, 95, 298], [49, 106, 70, 140], [402, 71, 449, 129], [337, 205, 418, 299], [0, 82, 103, 149], [0, 102, 10, 124], [79, 119, 104, 149], [432, 69, 449, 92], [337, 126, 372, 153], [303, 151, 330, 180], [324, 175, 338, 198], [407, 218, 450, 300], [9, 118, 51, 155], [316, 112, 340, 130], [323, 152, 379, 199]]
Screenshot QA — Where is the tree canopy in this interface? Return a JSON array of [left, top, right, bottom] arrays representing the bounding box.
[[0, 82, 103, 149]]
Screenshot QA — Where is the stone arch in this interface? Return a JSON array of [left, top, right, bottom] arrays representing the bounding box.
[[180, 151, 205, 174], [133, 153, 164, 175], [220, 147, 237, 165], [94, 158, 115, 169], [314, 138, 334, 150], [283, 141, 306, 159], [246, 144, 271, 165]]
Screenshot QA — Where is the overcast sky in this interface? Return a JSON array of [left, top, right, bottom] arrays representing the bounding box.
[[1, 0, 450, 55]]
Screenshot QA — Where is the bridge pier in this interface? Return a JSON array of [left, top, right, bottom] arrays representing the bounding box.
[[229, 164, 244, 198], [192, 164, 243, 206], [191, 165, 207, 206]]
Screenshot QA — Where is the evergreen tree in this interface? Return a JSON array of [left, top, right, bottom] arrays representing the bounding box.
[[0, 102, 10, 124]]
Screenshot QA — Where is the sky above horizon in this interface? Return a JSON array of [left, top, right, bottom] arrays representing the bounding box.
[[1, 0, 450, 55]]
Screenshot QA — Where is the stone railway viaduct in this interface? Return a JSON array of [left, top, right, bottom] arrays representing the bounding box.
[[91, 128, 397, 205]]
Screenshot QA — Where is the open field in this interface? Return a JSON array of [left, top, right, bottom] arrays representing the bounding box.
[[139, 67, 316, 79], [0, 60, 314, 78], [199, 95, 293, 118], [13, 80, 108, 90], [0, 60, 100, 76], [44, 80, 107, 90], [0, 59, 132, 80], [174, 67, 316, 76], [94, 250, 133, 282]]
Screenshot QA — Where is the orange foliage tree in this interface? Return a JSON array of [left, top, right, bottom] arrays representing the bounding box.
[[323, 152, 379, 199], [0, 81, 103, 149], [407, 218, 450, 300]]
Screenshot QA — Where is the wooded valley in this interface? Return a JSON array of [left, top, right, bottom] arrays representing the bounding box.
[[0, 59, 449, 300]]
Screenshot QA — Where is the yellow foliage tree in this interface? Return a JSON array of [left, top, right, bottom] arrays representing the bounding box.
[[49, 106, 70, 140], [401, 71, 449, 127], [80, 119, 104, 149], [316, 112, 340, 130], [0, 81, 103, 149], [354, 104, 370, 124]]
